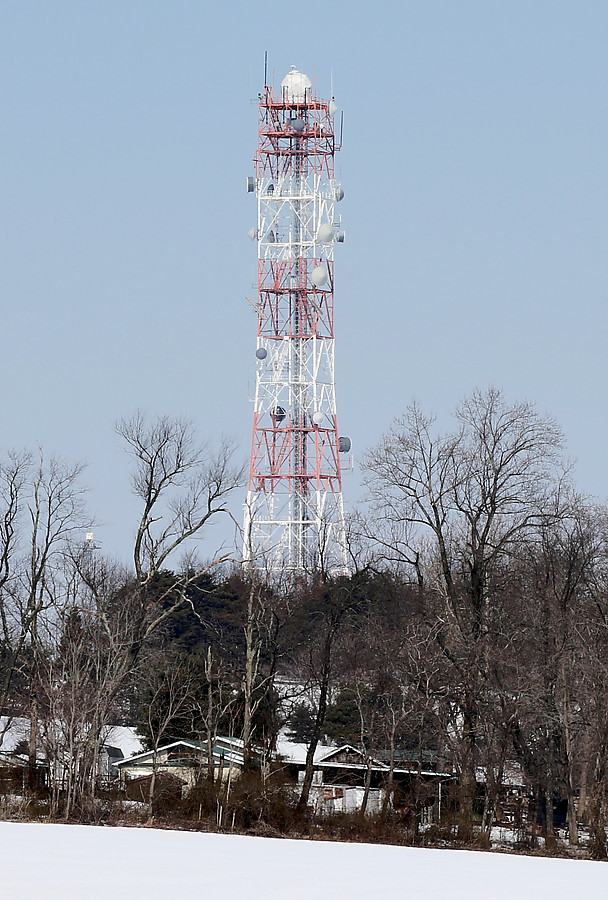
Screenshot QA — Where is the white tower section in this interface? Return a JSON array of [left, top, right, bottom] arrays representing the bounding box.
[[244, 67, 350, 575]]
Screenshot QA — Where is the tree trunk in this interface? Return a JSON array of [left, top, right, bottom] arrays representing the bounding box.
[[242, 582, 258, 770], [588, 722, 608, 859], [577, 728, 591, 823], [381, 722, 397, 819], [565, 767, 579, 846], [360, 756, 373, 817], [559, 663, 578, 845], [458, 700, 477, 842], [148, 750, 158, 819], [206, 724, 215, 784], [28, 693, 38, 794], [545, 761, 557, 851], [205, 648, 216, 783], [480, 773, 499, 844], [297, 629, 333, 812]]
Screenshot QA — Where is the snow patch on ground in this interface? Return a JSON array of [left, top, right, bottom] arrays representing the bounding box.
[[0, 821, 607, 899]]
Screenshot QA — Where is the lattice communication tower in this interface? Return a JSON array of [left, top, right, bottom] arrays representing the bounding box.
[[243, 65, 350, 575]]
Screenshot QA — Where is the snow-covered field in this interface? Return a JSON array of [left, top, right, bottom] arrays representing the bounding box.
[[1, 821, 606, 899]]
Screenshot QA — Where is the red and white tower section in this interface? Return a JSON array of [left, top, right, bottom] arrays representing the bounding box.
[[244, 66, 350, 574]]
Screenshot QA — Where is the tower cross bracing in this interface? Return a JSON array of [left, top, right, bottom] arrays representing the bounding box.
[[244, 66, 349, 575]]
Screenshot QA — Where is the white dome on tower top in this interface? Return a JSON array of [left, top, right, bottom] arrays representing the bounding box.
[[281, 66, 312, 103]]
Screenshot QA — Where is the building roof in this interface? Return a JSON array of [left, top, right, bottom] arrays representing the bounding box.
[[100, 725, 143, 759], [276, 738, 448, 778], [116, 738, 244, 769], [0, 718, 144, 761], [103, 746, 124, 760], [0, 717, 30, 754], [275, 738, 337, 766]]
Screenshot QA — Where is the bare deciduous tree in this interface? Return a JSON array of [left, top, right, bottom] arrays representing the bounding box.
[[0, 451, 32, 743], [111, 414, 242, 655], [137, 648, 198, 814], [23, 453, 89, 786], [364, 388, 566, 839]]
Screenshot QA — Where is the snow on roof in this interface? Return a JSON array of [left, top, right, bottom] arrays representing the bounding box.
[[215, 736, 244, 749], [116, 739, 203, 767], [100, 725, 144, 760], [275, 738, 448, 777], [317, 744, 374, 764], [1, 718, 144, 760], [475, 763, 527, 787], [117, 738, 245, 768], [275, 738, 336, 766], [0, 717, 30, 754]]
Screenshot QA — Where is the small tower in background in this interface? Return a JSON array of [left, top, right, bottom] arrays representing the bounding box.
[[244, 65, 350, 575]]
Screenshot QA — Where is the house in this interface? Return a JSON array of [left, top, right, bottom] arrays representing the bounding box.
[[0, 718, 144, 792], [276, 738, 451, 818], [98, 745, 124, 784], [97, 725, 143, 785], [0, 749, 34, 793], [475, 762, 539, 827], [0, 716, 48, 791], [116, 736, 245, 798]]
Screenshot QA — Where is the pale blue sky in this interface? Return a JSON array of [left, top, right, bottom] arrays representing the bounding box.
[[1, 1, 607, 562]]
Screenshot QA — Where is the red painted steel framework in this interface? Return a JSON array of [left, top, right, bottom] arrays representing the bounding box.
[[243, 67, 349, 574]]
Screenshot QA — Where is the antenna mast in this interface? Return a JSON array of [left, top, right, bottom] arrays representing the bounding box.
[[243, 65, 350, 575]]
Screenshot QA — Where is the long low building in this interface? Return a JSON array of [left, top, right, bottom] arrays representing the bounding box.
[[275, 740, 452, 818], [115, 736, 245, 796]]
